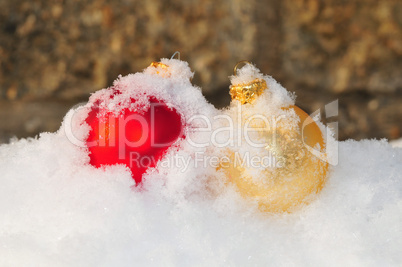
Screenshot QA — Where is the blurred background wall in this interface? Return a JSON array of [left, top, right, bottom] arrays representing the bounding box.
[[0, 0, 401, 143]]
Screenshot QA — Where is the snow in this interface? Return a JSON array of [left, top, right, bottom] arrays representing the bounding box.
[[82, 58, 217, 129], [1, 60, 401, 266], [1, 135, 401, 266], [391, 138, 402, 148]]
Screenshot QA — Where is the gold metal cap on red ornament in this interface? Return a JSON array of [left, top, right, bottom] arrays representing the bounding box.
[[149, 51, 181, 77]]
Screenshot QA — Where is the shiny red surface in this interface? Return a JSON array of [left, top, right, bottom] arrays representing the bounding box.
[[85, 97, 184, 184]]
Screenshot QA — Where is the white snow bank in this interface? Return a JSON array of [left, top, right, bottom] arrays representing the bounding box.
[[1, 133, 401, 266], [391, 138, 402, 148]]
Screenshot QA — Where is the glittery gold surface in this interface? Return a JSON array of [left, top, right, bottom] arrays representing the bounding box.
[[222, 65, 329, 212], [229, 79, 267, 104], [223, 106, 328, 213]]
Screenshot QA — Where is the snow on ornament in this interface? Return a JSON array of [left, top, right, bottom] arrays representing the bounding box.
[[219, 61, 329, 213], [84, 57, 214, 185]]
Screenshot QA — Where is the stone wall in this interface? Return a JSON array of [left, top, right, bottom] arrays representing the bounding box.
[[1, 0, 401, 142]]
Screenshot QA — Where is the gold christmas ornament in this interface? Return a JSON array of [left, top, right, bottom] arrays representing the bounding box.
[[221, 61, 329, 213]]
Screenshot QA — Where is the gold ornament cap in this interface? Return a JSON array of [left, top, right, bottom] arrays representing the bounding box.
[[148, 52, 181, 77], [149, 61, 170, 77], [229, 61, 268, 104]]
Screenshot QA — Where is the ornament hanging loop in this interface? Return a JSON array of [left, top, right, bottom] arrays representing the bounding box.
[[171, 51, 181, 60], [233, 60, 252, 75]]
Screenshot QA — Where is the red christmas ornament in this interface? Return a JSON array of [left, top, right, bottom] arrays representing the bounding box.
[[85, 96, 184, 184], [84, 60, 190, 184]]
